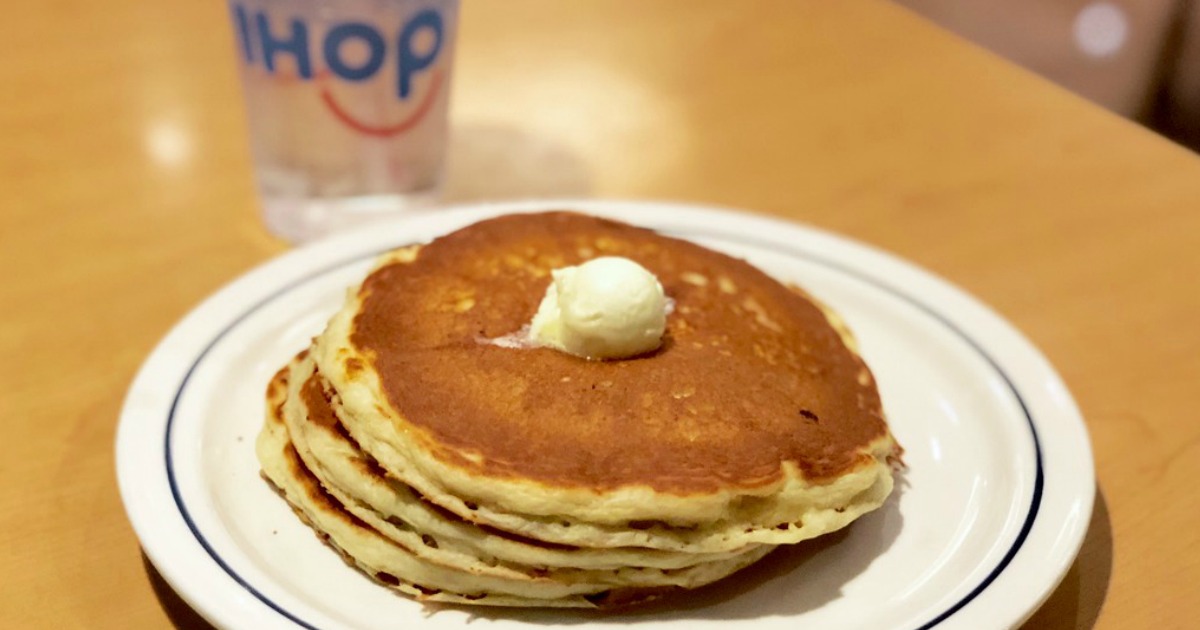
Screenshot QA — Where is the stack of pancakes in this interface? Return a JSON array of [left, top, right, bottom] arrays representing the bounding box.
[[257, 212, 902, 608]]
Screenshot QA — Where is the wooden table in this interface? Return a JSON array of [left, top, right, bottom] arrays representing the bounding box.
[[3, 0, 1196, 627]]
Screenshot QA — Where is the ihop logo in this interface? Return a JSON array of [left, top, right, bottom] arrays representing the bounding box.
[[231, 3, 449, 137]]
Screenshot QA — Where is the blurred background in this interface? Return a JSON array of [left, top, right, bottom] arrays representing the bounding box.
[[895, 0, 1200, 151]]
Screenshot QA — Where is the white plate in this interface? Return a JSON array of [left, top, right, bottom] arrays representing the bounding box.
[[116, 200, 1094, 630]]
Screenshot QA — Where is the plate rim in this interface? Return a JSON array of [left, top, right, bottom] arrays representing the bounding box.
[[116, 199, 1094, 630]]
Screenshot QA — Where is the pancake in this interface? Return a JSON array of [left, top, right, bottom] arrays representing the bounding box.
[[319, 212, 898, 526], [257, 210, 903, 608]]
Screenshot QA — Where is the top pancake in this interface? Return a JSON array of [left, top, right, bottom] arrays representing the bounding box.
[[325, 212, 894, 525]]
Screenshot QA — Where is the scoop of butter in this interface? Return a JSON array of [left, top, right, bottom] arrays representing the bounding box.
[[529, 256, 668, 360]]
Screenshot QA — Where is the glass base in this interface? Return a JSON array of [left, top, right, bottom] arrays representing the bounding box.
[[260, 190, 440, 244]]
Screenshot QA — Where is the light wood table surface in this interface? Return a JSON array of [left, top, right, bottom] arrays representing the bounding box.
[[3, 0, 1197, 627]]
